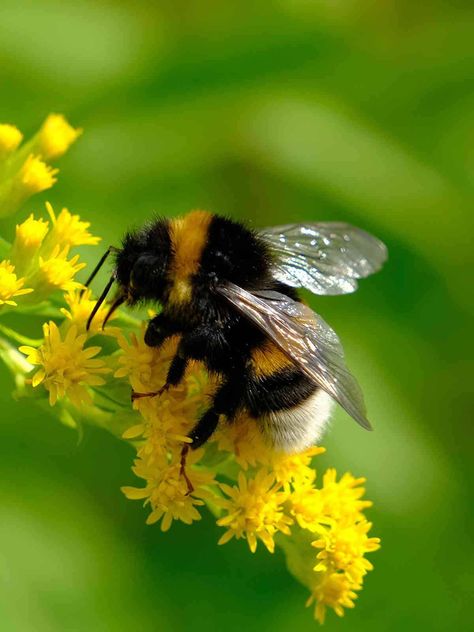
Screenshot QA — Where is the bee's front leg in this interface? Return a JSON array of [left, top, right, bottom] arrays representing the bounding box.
[[131, 338, 189, 401], [143, 313, 178, 348]]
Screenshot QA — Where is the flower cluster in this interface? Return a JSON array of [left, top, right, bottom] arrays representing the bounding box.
[[113, 328, 380, 622], [0, 115, 380, 625], [0, 114, 81, 217]]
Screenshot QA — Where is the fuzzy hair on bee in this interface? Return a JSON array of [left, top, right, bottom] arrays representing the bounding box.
[[86, 210, 387, 453]]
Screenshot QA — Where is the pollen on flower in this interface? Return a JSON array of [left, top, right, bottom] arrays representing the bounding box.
[[45, 202, 100, 247], [19, 321, 111, 407], [0, 260, 33, 306], [36, 114, 82, 160], [19, 154, 58, 194], [37, 245, 86, 294], [217, 469, 293, 553], [0, 124, 23, 157]]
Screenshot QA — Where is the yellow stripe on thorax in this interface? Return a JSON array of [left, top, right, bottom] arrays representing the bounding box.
[[250, 340, 295, 378], [168, 210, 212, 305]]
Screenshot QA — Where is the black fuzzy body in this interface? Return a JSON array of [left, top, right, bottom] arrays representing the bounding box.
[[115, 212, 318, 448]]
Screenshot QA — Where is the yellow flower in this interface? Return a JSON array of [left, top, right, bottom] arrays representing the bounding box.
[[10, 214, 49, 271], [0, 260, 33, 306], [0, 124, 23, 158], [289, 469, 373, 534], [36, 114, 82, 160], [122, 448, 216, 531], [318, 469, 373, 523], [45, 202, 100, 248], [19, 321, 110, 407], [215, 416, 323, 483], [60, 288, 117, 333], [115, 330, 212, 402], [19, 154, 58, 195], [272, 446, 325, 488], [217, 470, 293, 553], [115, 330, 171, 392], [306, 571, 359, 624], [36, 244, 86, 294], [213, 414, 272, 469], [0, 155, 58, 217], [289, 482, 325, 532], [15, 213, 49, 249], [313, 520, 380, 584]]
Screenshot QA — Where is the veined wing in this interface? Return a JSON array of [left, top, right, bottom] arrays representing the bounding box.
[[217, 282, 372, 430], [259, 222, 387, 295]]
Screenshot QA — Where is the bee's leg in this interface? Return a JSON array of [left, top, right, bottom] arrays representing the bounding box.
[[143, 313, 178, 348], [179, 443, 194, 495], [131, 341, 189, 401], [187, 378, 242, 449]]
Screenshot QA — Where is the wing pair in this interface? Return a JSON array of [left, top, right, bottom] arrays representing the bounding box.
[[216, 223, 387, 431]]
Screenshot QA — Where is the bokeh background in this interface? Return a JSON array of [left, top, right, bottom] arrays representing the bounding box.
[[1, 1, 473, 630]]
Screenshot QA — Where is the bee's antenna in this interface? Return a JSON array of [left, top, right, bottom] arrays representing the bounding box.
[[101, 294, 126, 330], [81, 246, 119, 297], [86, 274, 116, 331]]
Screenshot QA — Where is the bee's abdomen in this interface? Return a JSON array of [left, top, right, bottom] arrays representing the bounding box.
[[245, 349, 334, 452], [245, 364, 317, 416]]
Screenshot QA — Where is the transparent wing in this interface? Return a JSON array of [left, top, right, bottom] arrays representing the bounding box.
[[259, 222, 388, 295], [217, 282, 372, 430]]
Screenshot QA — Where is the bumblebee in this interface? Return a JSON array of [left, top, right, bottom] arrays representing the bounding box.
[[86, 211, 387, 452]]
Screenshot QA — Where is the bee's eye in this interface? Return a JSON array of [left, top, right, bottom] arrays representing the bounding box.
[[130, 254, 160, 291]]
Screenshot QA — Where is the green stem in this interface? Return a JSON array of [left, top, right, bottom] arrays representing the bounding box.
[[0, 235, 11, 258], [0, 322, 43, 346]]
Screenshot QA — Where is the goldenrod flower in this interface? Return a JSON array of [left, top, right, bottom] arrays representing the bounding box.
[[318, 469, 373, 523], [10, 214, 49, 271], [45, 202, 100, 248], [0, 155, 58, 217], [217, 470, 293, 553], [122, 449, 216, 531], [60, 289, 116, 333], [19, 321, 110, 407], [272, 446, 325, 488], [19, 154, 58, 195], [313, 520, 380, 584], [213, 415, 272, 469], [306, 571, 359, 624], [289, 482, 325, 532], [115, 330, 169, 392], [35, 245, 86, 295], [0, 124, 23, 158], [0, 260, 33, 306], [36, 114, 82, 160], [15, 213, 49, 249]]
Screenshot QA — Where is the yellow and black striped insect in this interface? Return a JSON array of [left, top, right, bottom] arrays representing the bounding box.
[[86, 211, 387, 452]]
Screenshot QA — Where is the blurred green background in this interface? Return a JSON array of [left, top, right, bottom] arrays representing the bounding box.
[[0, 1, 473, 630]]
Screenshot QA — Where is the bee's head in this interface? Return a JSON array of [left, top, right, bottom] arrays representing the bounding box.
[[115, 221, 171, 304], [86, 219, 171, 330]]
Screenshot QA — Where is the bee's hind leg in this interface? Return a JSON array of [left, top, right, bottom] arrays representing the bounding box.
[[187, 378, 242, 449], [179, 443, 194, 495]]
